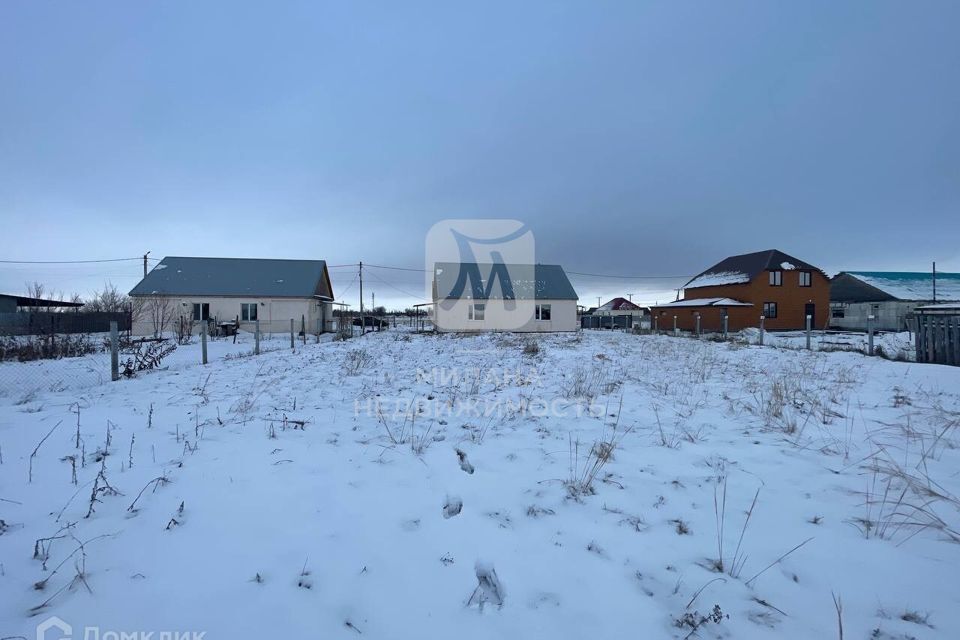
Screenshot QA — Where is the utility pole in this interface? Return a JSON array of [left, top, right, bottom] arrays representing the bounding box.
[[933, 261, 937, 303], [627, 293, 634, 302], [359, 261, 364, 335], [597, 296, 601, 308], [143, 251, 150, 277]]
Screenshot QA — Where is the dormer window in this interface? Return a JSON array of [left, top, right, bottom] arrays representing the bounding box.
[[799, 271, 812, 287], [769, 271, 783, 286]]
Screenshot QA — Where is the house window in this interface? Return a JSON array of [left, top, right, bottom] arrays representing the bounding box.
[[241, 303, 258, 321], [536, 303, 552, 320], [192, 303, 210, 321], [799, 271, 812, 287], [763, 302, 778, 318], [832, 309, 845, 318], [469, 303, 485, 321], [769, 271, 783, 286]]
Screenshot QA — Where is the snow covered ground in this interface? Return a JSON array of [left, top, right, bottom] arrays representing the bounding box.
[[1, 329, 958, 639], [742, 329, 915, 361]]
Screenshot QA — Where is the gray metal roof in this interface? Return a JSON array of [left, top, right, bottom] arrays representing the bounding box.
[[433, 263, 578, 300], [830, 272, 899, 303], [129, 257, 333, 299], [839, 271, 960, 302], [0, 294, 84, 308]]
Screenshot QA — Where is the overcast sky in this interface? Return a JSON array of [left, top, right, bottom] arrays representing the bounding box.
[[1, 1, 958, 308]]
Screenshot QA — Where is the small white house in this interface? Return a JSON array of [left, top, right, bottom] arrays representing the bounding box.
[[129, 256, 334, 335], [431, 262, 578, 332]]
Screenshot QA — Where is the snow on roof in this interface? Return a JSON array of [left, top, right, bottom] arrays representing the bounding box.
[[684, 250, 823, 290], [846, 271, 960, 302], [653, 297, 753, 308], [682, 271, 751, 289], [916, 303, 960, 311], [597, 297, 643, 311]]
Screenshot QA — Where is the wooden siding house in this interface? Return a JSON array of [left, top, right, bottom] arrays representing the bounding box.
[[651, 249, 830, 332]]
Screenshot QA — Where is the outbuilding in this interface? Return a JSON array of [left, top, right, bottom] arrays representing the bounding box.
[[830, 271, 960, 332]]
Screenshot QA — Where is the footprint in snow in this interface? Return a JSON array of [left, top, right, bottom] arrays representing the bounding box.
[[455, 448, 475, 474], [443, 496, 463, 519]]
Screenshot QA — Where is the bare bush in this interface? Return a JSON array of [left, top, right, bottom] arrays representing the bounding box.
[[342, 349, 373, 375], [120, 339, 177, 377]]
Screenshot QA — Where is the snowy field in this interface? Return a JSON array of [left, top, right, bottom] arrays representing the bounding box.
[[1, 329, 958, 639]]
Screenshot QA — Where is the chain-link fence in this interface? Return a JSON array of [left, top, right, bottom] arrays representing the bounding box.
[[0, 348, 114, 402], [0, 313, 438, 402]]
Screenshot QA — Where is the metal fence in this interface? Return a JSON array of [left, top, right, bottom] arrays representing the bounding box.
[[0, 311, 131, 336], [0, 344, 114, 401], [581, 314, 649, 330]]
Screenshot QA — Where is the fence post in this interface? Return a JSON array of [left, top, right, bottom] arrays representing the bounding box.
[[290, 319, 295, 349], [915, 315, 923, 362], [317, 317, 321, 343], [201, 321, 208, 365], [255, 319, 261, 355], [110, 321, 119, 381], [694, 312, 701, 337], [722, 314, 728, 339], [759, 315, 765, 346], [805, 314, 812, 350], [673, 315, 678, 336], [867, 314, 875, 356]]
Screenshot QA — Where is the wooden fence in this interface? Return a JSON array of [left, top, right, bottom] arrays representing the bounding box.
[[915, 313, 960, 366]]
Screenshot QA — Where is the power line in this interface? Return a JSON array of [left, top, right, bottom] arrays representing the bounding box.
[[566, 271, 689, 280], [0, 257, 151, 265], [364, 263, 428, 273], [364, 269, 428, 301], [336, 273, 360, 300], [366, 262, 689, 280]]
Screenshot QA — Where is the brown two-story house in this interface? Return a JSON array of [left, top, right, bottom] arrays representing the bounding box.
[[651, 249, 830, 332]]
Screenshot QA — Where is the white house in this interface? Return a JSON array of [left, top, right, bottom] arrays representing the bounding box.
[[129, 256, 334, 335], [431, 262, 578, 332]]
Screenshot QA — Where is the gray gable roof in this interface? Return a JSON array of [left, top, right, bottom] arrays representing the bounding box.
[[685, 249, 825, 289], [434, 263, 578, 301], [129, 257, 333, 299], [830, 272, 899, 303]]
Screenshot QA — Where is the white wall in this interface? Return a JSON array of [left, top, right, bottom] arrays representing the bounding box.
[[132, 296, 333, 336], [829, 301, 917, 332], [434, 299, 577, 332]]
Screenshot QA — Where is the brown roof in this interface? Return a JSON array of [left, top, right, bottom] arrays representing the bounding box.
[[685, 249, 824, 289]]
